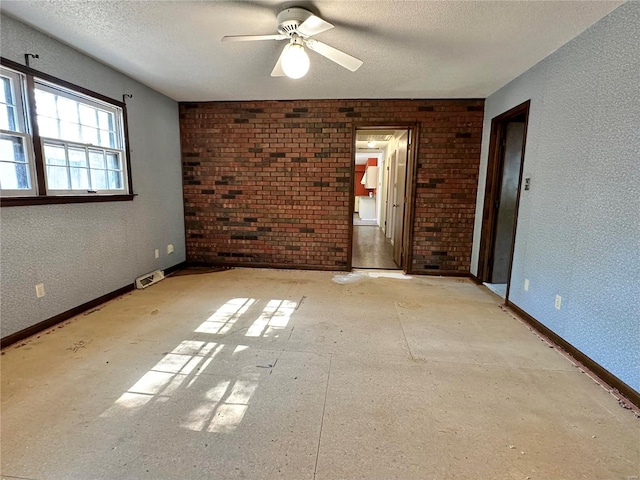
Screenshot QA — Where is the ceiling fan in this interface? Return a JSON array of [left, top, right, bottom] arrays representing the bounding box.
[[221, 7, 363, 79]]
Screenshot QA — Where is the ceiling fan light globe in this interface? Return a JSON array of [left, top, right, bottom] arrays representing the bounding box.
[[281, 43, 310, 79]]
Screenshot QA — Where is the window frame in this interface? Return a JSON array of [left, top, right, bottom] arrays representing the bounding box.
[[0, 67, 38, 196], [0, 57, 134, 207], [35, 80, 128, 195]]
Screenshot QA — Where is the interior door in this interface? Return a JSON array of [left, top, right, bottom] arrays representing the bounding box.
[[392, 131, 408, 266], [490, 122, 524, 283], [379, 156, 389, 233], [386, 150, 397, 241]]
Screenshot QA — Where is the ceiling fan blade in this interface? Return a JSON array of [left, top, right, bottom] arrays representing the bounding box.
[[304, 39, 363, 72], [297, 15, 334, 37], [222, 34, 287, 42], [271, 45, 287, 77]]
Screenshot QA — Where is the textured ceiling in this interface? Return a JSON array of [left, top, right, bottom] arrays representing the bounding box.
[[355, 130, 395, 153], [0, 0, 623, 102]]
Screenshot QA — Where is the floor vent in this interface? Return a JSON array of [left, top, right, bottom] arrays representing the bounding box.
[[135, 269, 165, 289]]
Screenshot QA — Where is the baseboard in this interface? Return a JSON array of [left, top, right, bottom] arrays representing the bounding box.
[[1, 283, 133, 349], [187, 260, 349, 272], [164, 261, 187, 275], [469, 273, 483, 284], [406, 269, 472, 277], [506, 300, 640, 410], [1, 261, 187, 350]]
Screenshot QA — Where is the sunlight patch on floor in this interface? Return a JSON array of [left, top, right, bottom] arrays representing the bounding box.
[[100, 297, 298, 434], [195, 298, 256, 334], [245, 299, 296, 338]]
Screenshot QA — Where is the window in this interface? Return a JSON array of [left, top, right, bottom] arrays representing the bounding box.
[[35, 82, 127, 194], [0, 69, 36, 195], [0, 59, 132, 204]]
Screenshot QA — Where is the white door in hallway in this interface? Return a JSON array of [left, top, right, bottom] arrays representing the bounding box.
[[392, 131, 409, 267], [386, 150, 397, 242]]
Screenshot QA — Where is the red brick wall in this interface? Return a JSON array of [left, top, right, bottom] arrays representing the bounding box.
[[180, 99, 484, 273]]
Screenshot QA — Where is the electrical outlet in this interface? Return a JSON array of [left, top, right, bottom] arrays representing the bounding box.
[[524, 279, 529, 291], [167, 244, 174, 254], [555, 295, 562, 310], [154, 249, 160, 259], [35, 283, 45, 298]]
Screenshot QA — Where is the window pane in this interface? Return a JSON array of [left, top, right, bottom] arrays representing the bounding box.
[[0, 77, 13, 104], [106, 152, 121, 170], [47, 165, 69, 189], [68, 147, 87, 167], [1, 105, 16, 131], [98, 129, 115, 148], [89, 150, 105, 169], [60, 121, 81, 142], [79, 105, 98, 126], [70, 167, 89, 189], [38, 116, 59, 138], [108, 170, 123, 189], [57, 97, 78, 123], [14, 162, 29, 188], [35, 90, 57, 118], [0, 134, 26, 163], [82, 126, 99, 145], [98, 110, 113, 130], [91, 169, 107, 190], [43, 144, 67, 166], [0, 161, 30, 189]]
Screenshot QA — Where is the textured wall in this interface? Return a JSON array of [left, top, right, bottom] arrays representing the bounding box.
[[0, 15, 186, 338], [180, 99, 484, 272], [471, 3, 640, 392]]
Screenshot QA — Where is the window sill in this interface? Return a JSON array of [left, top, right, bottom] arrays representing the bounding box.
[[1, 194, 136, 207]]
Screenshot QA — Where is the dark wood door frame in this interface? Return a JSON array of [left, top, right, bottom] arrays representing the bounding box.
[[348, 123, 419, 272], [402, 127, 419, 273], [477, 101, 530, 299]]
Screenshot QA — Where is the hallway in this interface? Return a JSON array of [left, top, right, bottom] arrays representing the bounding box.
[[2, 268, 638, 479], [352, 224, 398, 269]]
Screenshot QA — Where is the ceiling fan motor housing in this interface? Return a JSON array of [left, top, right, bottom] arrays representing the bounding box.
[[277, 7, 313, 36]]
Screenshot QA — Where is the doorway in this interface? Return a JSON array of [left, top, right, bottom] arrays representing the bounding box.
[[478, 101, 530, 299], [350, 127, 416, 270]]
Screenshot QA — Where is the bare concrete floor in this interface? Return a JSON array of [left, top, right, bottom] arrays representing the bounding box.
[[352, 225, 397, 269], [1, 268, 638, 480]]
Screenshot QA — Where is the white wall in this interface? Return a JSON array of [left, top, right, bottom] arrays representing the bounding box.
[[471, 3, 640, 391], [1, 15, 186, 337]]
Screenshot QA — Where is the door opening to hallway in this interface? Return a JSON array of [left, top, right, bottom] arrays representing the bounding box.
[[351, 127, 414, 270]]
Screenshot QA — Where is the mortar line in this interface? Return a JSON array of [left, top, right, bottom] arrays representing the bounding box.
[[313, 353, 332, 480]]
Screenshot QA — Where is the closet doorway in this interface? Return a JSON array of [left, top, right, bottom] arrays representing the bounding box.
[[478, 101, 530, 299]]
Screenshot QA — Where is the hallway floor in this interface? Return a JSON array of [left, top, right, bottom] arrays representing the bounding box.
[[1, 268, 638, 480], [352, 224, 398, 269]]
